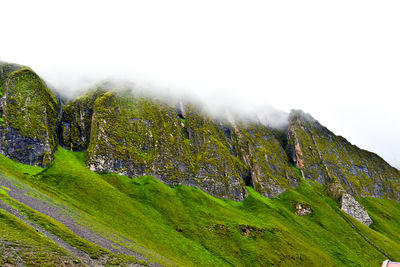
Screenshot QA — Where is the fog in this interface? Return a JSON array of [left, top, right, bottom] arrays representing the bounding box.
[[1, 0, 399, 168]]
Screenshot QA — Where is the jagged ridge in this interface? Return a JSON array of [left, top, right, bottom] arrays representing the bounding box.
[[0, 61, 399, 217], [287, 110, 400, 200]]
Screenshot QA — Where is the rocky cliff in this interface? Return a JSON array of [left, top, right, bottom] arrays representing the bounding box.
[[85, 89, 248, 200], [0, 62, 57, 167], [58, 84, 106, 151], [56, 83, 302, 200], [0, 61, 399, 206], [287, 110, 400, 200]]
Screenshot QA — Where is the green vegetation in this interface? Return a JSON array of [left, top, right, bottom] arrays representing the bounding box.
[[0, 208, 76, 266], [291, 164, 302, 178], [5, 68, 57, 141], [0, 186, 10, 191], [0, 147, 398, 266], [0, 194, 108, 259], [0, 149, 43, 177], [359, 197, 400, 244]]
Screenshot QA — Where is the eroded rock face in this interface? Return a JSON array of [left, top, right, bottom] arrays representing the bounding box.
[[0, 62, 58, 167], [231, 119, 300, 198], [58, 85, 106, 151], [57, 83, 399, 202], [287, 110, 400, 200], [341, 193, 373, 226], [1, 60, 398, 205], [63, 85, 300, 200], [85, 90, 248, 200]]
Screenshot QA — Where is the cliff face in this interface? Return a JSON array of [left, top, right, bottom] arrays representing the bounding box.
[[84, 90, 248, 200], [0, 61, 398, 203], [232, 121, 300, 197], [58, 86, 106, 151], [0, 62, 57, 167], [46, 83, 400, 202], [57, 85, 300, 200], [287, 110, 400, 200]]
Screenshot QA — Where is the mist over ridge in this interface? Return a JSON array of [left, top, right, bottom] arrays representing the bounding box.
[[1, 1, 399, 168], [36, 68, 397, 171], [47, 75, 290, 131], [1, 57, 398, 169]]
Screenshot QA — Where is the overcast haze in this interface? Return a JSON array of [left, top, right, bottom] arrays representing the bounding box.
[[1, 0, 399, 168]]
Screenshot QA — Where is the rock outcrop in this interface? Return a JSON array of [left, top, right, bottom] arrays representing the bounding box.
[[0, 62, 58, 167], [58, 85, 106, 151], [341, 193, 373, 226], [287, 110, 400, 200], [232, 121, 299, 197]]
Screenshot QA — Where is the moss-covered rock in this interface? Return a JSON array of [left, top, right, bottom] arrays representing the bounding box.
[[231, 119, 300, 197], [58, 84, 107, 151], [60, 84, 301, 200], [0, 62, 58, 167], [287, 110, 400, 200], [1, 60, 398, 206], [60, 85, 399, 202], [84, 89, 248, 200]]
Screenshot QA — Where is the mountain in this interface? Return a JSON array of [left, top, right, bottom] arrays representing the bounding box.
[[0, 61, 400, 266]]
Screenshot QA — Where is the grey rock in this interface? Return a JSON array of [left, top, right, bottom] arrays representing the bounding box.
[[341, 193, 373, 226], [0, 127, 52, 166]]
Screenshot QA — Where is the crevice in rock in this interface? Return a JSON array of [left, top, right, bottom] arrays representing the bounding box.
[[242, 170, 253, 187], [272, 126, 289, 152]]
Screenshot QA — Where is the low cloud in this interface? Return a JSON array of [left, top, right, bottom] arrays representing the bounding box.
[[1, 0, 399, 168]]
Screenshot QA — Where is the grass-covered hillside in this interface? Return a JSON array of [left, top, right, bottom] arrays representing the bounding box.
[[0, 146, 399, 266]]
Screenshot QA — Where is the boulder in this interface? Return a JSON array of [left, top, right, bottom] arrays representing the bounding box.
[[341, 193, 373, 226]]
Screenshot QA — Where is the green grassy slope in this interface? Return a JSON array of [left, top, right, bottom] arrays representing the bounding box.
[[0, 207, 76, 266], [0, 147, 399, 266]]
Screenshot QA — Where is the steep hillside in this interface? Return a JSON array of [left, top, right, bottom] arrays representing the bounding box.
[[0, 148, 400, 266], [0, 61, 400, 266]]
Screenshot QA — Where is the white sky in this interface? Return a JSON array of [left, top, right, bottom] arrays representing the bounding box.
[[1, 0, 399, 168]]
